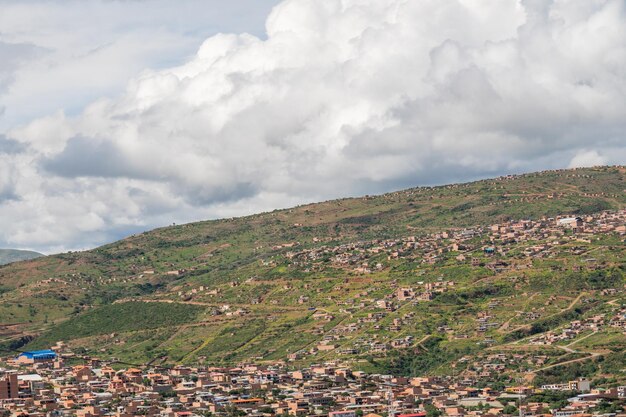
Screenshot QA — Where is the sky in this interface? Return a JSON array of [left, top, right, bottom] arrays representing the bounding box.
[[0, 0, 625, 254]]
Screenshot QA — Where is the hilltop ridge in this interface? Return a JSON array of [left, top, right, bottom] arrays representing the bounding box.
[[0, 249, 44, 266]]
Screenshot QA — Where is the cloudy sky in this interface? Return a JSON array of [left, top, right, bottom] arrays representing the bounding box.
[[1, 0, 625, 253]]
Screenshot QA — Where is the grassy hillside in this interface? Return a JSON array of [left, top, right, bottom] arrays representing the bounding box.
[[0, 249, 43, 266], [30, 302, 205, 348], [0, 166, 624, 383]]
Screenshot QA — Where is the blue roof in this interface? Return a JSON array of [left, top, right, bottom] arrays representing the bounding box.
[[18, 349, 57, 359]]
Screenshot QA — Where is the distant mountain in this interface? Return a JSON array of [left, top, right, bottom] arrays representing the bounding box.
[[0, 249, 44, 265]]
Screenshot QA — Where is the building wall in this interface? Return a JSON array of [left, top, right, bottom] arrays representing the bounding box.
[[0, 373, 18, 399]]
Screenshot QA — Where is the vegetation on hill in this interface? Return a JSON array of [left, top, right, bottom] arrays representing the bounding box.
[[30, 302, 205, 348], [0, 166, 624, 385]]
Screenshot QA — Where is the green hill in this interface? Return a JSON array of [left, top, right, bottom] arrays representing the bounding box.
[[0, 249, 44, 266], [0, 166, 624, 384]]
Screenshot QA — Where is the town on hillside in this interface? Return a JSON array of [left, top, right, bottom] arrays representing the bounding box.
[[1, 347, 625, 417], [2, 208, 624, 380], [1, 208, 625, 417]]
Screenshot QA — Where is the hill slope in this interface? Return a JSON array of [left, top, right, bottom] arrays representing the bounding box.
[[0, 166, 624, 383], [0, 249, 44, 266]]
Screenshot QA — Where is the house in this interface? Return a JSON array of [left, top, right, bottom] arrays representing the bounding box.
[[0, 372, 18, 399], [329, 411, 357, 417], [15, 349, 57, 364], [76, 406, 103, 417], [541, 379, 590, 392], [72, 366, 94, 382], [396, 288, 415, 301], [558, 217, 583, 228]]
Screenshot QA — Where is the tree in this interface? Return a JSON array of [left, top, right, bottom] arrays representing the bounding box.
[[549, 400, 569, 410], [594, 399, 624, 414], [502, 405, 518, 415], [425, 403, 442, 417], [224, 405, 247, 417]]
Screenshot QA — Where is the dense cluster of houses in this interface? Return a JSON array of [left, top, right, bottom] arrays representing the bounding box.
[[282, 210, 626, 275], [1, 350, 625, 417]]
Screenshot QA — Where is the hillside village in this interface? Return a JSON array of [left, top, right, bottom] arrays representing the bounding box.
[[0, 167, 624, 417], [300, 215, 618, 350], [141, 209, 624, 364], [1, 209, 624, 416]]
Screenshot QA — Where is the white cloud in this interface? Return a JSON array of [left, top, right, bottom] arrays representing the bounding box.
[[1, 0, 626, 252], [0, 0, 279, 130], [568, 150, 608, 168]]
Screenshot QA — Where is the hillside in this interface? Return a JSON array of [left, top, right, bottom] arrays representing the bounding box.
[[0, 249, 44, 266], [0, 166, 625, 385]]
